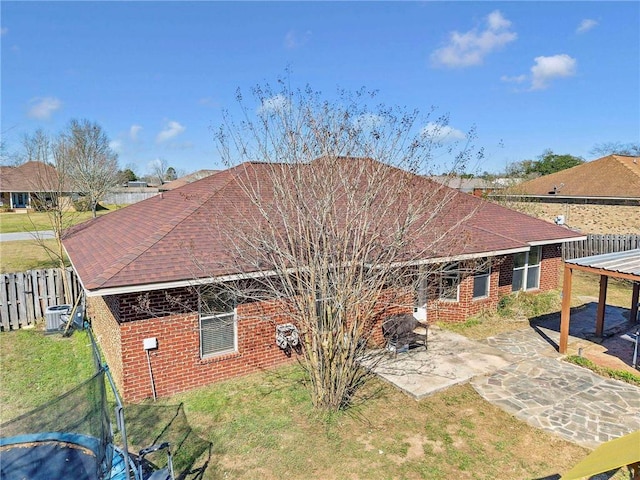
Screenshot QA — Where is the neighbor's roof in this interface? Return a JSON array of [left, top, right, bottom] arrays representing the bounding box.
[[159, 169, 220, 191], [0, 161, 64, 193], [512, 155, 640, 199], [430, 176, 504, 193], [63, 158, 585, 295]]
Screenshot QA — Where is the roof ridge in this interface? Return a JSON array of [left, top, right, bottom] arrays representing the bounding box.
[[90, 165, 247, 289], [615, 155, 640, 179]]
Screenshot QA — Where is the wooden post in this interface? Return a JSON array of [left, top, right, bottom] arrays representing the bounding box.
[[631, 282, 639, 325], [560, 265, 572, 354], [595, 275, 608, 337]]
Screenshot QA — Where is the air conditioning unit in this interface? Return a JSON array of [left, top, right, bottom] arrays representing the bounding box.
[[45, 304, 71, 332], [554, 215, 565, 225]]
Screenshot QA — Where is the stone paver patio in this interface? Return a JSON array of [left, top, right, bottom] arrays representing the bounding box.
[[370, 304, 640, 449], [471, 353, 640, 448]]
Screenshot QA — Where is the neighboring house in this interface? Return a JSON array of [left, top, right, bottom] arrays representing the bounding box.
[[0, 161, 67, 210], [102, 171, 220, 205], [63, 158, 584, 401], [430, 176, 512, 197], [158, 169, 219, 191], [492, 155, 640, 234]]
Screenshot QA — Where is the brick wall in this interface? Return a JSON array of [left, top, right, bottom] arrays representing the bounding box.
[[87, 295, 125, 393], [426, 245, 562, 323], [89, 284, 416, 402], [88, 246, 563, 401], [426, 260, 502, 323], [539, 244, 561, 291], [113, 297, 300, 401]]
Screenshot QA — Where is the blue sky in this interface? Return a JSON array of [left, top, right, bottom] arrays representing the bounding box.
[[2, 1, 639, 176]]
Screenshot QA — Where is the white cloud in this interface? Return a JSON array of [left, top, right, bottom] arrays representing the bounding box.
[[156, 120, 185, 143], [130, 124, 142, 141], [421, 122, 466, 144], [431, 10, 517, 68], [576, 19, 598, 34], [1, 27, 8, 36], [27, 97, 62, 120], [198, 97, 218, 107], [109, 140, 123, 153], [531, 54, 577, 90], [284, 30, 312, 49], [500, 74, 527, 84], [258, 94, 290, 115]]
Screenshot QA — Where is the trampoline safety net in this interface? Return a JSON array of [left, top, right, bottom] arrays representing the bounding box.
[[0, 368, 113, 480]]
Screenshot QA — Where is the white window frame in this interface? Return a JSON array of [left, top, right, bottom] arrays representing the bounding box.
[[512, 246, 542, 292], [472, 260, 491, 300], [439, 262, 460, 302], [199, 293, 238, 358]]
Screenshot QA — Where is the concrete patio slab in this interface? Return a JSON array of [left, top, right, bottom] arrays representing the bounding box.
[[367, 328, 519, 399]]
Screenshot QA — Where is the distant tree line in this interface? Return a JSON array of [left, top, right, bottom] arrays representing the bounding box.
[[458, 141, 639, 180], [505, 149, 584, 178]]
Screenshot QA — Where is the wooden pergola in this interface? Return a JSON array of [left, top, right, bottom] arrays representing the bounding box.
[[560, 249, 640, 354]]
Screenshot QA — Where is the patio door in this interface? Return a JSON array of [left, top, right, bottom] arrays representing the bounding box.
[[414, 275, 428, 322]]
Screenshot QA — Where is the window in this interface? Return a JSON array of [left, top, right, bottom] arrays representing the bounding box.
[[439, 263, 460, 301], [512, 246, 541, 292], [199, 291, 237, 357], [473, 260, 491, 299]]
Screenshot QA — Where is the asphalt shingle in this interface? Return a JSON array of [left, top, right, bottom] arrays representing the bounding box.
[[63, 159, 584, 292]]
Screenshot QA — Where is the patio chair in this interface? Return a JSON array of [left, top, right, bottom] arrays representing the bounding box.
[[381, 314, 428, 355]]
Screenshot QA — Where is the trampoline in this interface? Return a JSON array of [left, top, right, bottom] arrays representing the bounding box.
[[0, 328, 176, 480], [0, 433, 105, 480]]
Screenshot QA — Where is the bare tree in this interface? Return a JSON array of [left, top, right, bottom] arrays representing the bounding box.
[[62, 119, 119, 217], [19, 130, 76, 301], [202, 83, 483, 411], [589, 141, 640, 157], [148, 158, 169, 185]]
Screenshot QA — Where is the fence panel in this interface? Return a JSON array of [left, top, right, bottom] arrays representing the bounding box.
[[563, 234, 640, 260], [0, 268, 81, 331]]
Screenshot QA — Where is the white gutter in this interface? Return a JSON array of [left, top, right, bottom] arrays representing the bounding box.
[[492, 194, 640, 202], [83, 246, 536, 297], [529, 235, 587, 246]]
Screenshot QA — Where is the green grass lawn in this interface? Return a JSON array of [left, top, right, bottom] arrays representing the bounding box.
[[1, 326, 617, 480], [0, 327, 96, 421], [0, 239, 69, 273], [0, 204, 122, 234]]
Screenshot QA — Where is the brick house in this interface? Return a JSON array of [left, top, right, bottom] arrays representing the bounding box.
[[63, 159, 585, 401], [0, 161, 71, 210], [491, 155, 640, 234]]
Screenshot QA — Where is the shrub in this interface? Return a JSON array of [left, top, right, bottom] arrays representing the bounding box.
[[564, 355, 640, 386], [497, 291, 560, 319], [73, 199, 91, 212]]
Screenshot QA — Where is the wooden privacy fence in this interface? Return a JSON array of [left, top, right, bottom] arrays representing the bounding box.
[[0, 268, 82, 332], [563, 234, 640, 260]]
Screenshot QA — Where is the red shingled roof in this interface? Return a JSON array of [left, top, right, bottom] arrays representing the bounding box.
[[514, 155, 640, 198], [0, 161, 65, 192], [63, 159, 583, 294]]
